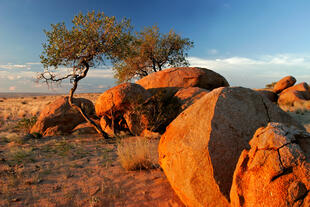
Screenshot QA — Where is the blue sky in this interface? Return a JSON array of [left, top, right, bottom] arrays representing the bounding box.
[[1, 0, 310, 92]]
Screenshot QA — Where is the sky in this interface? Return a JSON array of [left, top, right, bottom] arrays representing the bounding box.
[[1, 0, 310, 93]]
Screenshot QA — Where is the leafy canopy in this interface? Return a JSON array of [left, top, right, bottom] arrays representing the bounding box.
[[39, 11, 131, 83], [112, 25, 194, 83], [38, 11, 132, 138]]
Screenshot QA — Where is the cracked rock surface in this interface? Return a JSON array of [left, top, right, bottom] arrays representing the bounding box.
[[158, 87, 303, 207], [230, 122, 310, 207]]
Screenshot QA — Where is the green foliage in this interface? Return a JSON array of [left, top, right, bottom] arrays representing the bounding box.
[[15, 116, 37, 133], [133, 89, 181, 133], [113, 25, 194, 83], [147, 90, 181, 133], [39, 11, 132, 83]]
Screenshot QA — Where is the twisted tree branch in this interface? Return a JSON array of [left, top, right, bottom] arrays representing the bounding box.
[[67, 61, 109, 139]]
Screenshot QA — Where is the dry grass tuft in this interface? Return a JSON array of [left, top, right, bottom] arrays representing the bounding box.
[[116, 137, 159, 171], [279, 100, 310, 113], [14, 116, 37, 134], [8, 147, 35, 165], [278, 100, 310, 133]]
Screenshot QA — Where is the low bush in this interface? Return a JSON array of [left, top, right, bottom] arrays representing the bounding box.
[[116, 137, 159, 171], [8, 147, 35, 165], [133, 89, 181, 133], [15, 116, 37, 133]]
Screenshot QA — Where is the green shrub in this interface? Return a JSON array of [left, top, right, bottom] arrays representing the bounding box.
[[134, 89, 181, 133], [15, 116, 37, 133]]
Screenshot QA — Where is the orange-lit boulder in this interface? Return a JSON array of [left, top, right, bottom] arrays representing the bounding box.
[[136, 67, 229, 95], [95, 83, 151, 118], [99, 115, 129, 137], [173, 87, 209, 110], [72, 120, 100, 135], [230, 122, 310, 207], [273, 75, 296, 93], [282, 82, 310, 94], [278, 82, 310, 106], [30, 97, 94, 136], [158, 87, 303, 207]]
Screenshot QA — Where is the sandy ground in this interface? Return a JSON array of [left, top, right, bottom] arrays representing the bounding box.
[[0, 93, 184, 207], [1, 92, 309, 207]]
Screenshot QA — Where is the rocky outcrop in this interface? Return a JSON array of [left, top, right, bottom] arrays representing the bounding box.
[[95, 83, 152, 136], [255, 89, 278, 103], [281, 82, 310, 95], [278, 82, 310, 106], [136, 67, 229, 96], [95, 83, 151, 118], [72, 120, 99, 135], [158, 87, 303, 207], [123, 111, 149, 136], [30, 97, 94, 136], [230, 122, 310, 207], [99, 115, 130, 137], [173, 87, 209, 111], [273, 76, 296, 93]]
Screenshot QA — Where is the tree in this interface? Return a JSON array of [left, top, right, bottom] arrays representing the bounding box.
[[38, 11, 132, 138], [112, 25, 194, 83]]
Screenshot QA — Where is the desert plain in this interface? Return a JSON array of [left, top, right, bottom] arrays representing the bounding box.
[[0, 93, 184, 207]]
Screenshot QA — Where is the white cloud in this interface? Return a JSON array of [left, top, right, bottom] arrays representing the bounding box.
[[3, 54, 310, 92], [0, 62, 43, 70], [0, 70, 35, 79], [189, 54, 310, 68], [0, 64, 28, 70], [188, 54, 310, 88], [6, 75, 22, 80], [87, 69, 114, 78], [9, 86, 16, 91], [26, 62, 41, 65]]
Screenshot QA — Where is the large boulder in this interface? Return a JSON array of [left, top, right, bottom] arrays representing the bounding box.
[[278, 82, 310, 106], [136, 67, 229, 96], [100, 116, 116, 137], [281, 82, 310, 95], [123, 111, 150, 136], [158, 87, 304, 207], [255, 89, 278, 103], [230, 122, 310, 207], [72, 120, 100, 135], [121, 87, 208, 136], [273, 76, 296, 94], [30, 97, 95, 136], [95, 83, 151, 118], [122, 91, 181, 135], [99, 115, 129, 137], [173, 87, 209, 111]]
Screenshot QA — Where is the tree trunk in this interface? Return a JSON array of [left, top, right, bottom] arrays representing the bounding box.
[[158, 63, 162, 71], [68, 63, 109, 139]]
